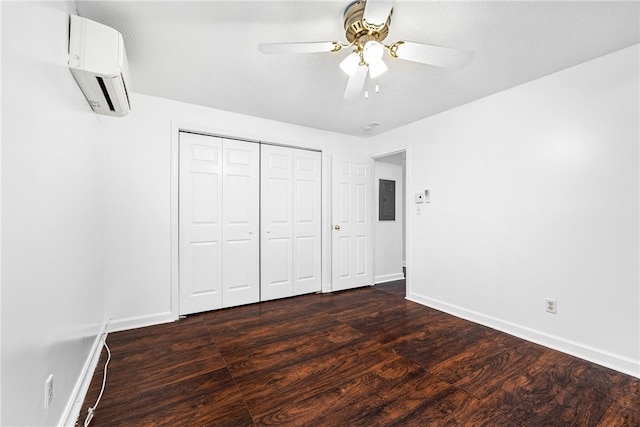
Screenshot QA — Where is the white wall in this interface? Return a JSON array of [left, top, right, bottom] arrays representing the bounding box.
[[101, 93, 368, 331], [374, 158, 404, 283], [371, 45, 640, 377], [1, 2, 109, 425]]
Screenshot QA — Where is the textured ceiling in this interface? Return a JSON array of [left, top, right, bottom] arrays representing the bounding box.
[[75, 1, 639, 137]]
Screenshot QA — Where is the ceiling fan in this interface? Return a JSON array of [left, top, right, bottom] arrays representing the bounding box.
[[258, 0, 474, 100]]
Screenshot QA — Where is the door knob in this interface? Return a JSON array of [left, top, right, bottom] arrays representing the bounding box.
[[334, 225, 341, 230]]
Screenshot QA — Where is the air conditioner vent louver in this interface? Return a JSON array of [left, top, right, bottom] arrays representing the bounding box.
[[96, 77, 115, 111]]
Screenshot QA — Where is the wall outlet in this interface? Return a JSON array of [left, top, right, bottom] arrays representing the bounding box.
[[546, 299, 557, 314], [44, 374, 53, 410]]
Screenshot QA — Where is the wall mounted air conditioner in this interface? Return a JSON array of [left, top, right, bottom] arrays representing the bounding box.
[[68, 15, 132, 117]]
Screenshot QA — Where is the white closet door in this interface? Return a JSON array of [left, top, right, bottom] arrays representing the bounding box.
[[179, 132, 223, 315], [331, 154, 373, 291], [222, 139, 260, 308], [260, 145, 294, 301], [293, 149, 321, 295]]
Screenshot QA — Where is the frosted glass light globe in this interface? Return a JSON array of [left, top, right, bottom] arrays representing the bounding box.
[[363, 41, 384, 64], [339, 52, 360, 76]]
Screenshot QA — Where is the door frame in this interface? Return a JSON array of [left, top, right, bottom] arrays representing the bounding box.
[[170, 121, 329, 321], [370, 145, 412, 298], [372, 151, 407, 285]]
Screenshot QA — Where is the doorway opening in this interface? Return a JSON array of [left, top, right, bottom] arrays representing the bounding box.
[[373, 151, 407, 295]]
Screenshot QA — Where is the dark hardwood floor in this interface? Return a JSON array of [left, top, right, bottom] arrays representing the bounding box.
[[79, 281, 639, 426]]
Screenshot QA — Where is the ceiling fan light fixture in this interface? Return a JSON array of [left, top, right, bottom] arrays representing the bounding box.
[[339, 52, 360, 76], [258, 0, 474, 100], [368, 59, 387, 79], [362, 40, 384, 64]]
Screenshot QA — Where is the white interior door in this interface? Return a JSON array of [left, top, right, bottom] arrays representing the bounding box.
[[180, 135, 319, 313], [293, 149, 322, 295], [222, 139, 260, 308], [261, 146, 322, 301], [179, 132, 223, 314], [331, 154, 374, 291], [261, 145, 294, 301], [179, 133, 260, 315]]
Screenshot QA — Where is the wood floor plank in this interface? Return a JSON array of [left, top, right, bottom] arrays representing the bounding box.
[[598, 400, 640, 427], [237, 340, 391, 413], [526, 380, 614, 427], [339, 301, 448, 347], [220, 322, 367, 381], [84, 368, 253, 426], [433, 336, 547, 400], [391, 321, 510, 374], [79, 280, 639, 426], [328, 292, 408, 323], [206, 313, 340, 351], [404, 388, 520, 427], [612, 376, 640, 410], [375, 280, 407, 298], [479, 351, 580, 424], [252, 354, 429, 426], [567, 360, 639, 399], [353, 366, 519, 427]]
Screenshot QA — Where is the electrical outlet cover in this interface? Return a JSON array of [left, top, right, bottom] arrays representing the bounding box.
[[546, 299, 557, 314]]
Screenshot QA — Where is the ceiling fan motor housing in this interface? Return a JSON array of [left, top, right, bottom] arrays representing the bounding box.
[[343, 0, 391, 46]]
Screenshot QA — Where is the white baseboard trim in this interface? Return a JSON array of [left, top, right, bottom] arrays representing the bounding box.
[[108, 311, 177, 333], [374, 273, 405, 284], [407, 292, 640, 379], [59, 322, 108, 427]]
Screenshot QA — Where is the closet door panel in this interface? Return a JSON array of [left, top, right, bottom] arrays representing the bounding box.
[[260, 145, 294, 301], [222, 139, 260, 308], [293, 149, 322, 295], [178, 132, 223, 315]]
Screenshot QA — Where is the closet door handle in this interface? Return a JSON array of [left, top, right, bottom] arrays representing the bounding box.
[[334, 225, 341, 230]]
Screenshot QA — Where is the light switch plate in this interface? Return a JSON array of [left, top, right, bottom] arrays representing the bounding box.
[[424, 189, 430, 203]]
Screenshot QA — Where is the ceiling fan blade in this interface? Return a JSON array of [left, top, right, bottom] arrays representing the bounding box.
[[258, 41, 341, 54], [363, 0, 395, 27], [343, 65, 368, 100], [390, 41, 474, 69]]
